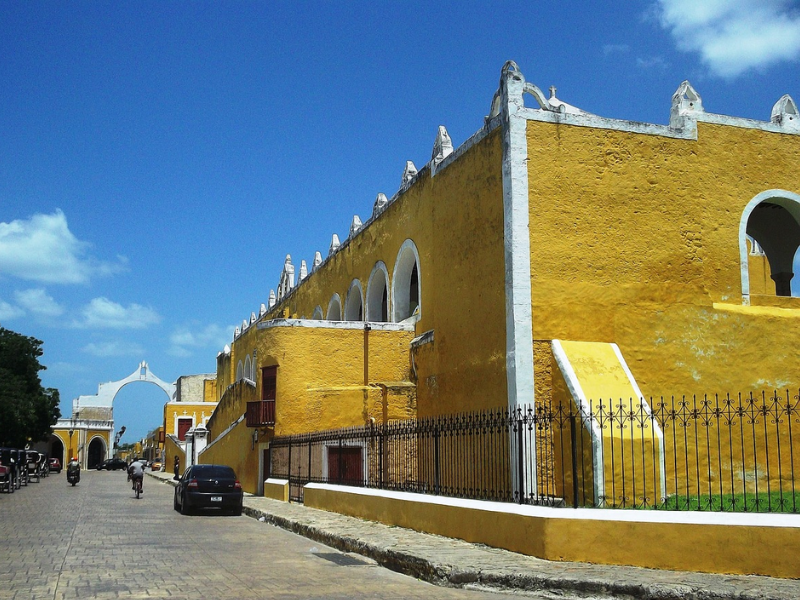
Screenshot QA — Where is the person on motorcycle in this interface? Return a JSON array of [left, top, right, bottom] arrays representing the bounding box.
[[127, 458, 145, 494], [66, 457, 80, 485]]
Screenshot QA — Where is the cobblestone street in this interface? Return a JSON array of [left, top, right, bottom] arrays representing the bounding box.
[[0, 470, 509, 600]]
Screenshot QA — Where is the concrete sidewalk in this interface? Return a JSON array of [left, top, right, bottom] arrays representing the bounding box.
[[148, 470, 800, 599]]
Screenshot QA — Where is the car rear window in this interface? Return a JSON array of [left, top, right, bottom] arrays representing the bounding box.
[[193, 465, 235, 478]]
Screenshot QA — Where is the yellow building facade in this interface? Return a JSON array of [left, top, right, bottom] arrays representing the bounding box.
[[201, 61, 800, 505]]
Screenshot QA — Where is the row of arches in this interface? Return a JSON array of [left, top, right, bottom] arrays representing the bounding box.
[[235, 353, 256, 384], [316, 239, 421, 323]]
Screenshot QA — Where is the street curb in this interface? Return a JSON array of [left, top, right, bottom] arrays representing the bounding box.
[[146, 473, 796, 600]]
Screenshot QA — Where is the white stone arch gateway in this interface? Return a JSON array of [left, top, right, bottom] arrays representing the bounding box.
[[73, 361, 177, 413]]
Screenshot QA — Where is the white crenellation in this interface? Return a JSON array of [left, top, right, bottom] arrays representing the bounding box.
[[313, 251, 322, 271], [402, 161, 417, 186], [772, 95, 800, 132], [259, 303, 267, 317], [350, 215, 362, 238], [250, 312, 256, 324], [431, 126, 453, 165], [329, 234, 341, 255], [277, 254, 295, 299], [373, 193, 388, 216], [242, 319, 248, 331], [223, 344, 230, 355], [670, 80, 704, 131], [233, 326, 240, 340], [269, 289, 276, 308], [299, 260, 308, 280]]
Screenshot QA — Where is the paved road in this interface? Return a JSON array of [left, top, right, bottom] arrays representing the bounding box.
[[0, 470, 511, 600]]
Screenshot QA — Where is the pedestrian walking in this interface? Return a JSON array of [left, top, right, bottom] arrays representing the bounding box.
[[173, 455, 180, 480]]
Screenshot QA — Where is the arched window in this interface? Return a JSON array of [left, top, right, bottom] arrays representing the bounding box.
[[740, 190, 800, 298], [366, 262, 390, 322], [312, 306, 323, 320], [392, 239, 421, 322], [244, 355, 252, 381], [327, 294, 342, 321], [344, 280, 364, 321], [236, 361, 243, 382]]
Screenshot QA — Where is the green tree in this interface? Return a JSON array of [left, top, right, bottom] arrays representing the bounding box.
[[0, 327, 61, 447]]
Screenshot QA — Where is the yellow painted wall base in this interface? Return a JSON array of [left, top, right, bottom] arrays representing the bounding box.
[[264, 478, 289, 502], [303, 484, 800, 579]]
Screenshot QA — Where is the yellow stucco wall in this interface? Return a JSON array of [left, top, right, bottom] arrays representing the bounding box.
[[304, 485, 800, 579], [242, 128, 508, 418], [527, 119, 800, 395], [204, 324, 417, 493]]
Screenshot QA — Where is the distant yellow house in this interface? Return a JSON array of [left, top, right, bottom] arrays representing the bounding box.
[[200, 61, 800, 501]]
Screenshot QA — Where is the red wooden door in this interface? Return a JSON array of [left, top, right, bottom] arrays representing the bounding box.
[[328, 446, 362, 485], [177, 418, 192, 441]]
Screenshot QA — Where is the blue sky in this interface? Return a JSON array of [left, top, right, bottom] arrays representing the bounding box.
[[1, 1, 799, 443]]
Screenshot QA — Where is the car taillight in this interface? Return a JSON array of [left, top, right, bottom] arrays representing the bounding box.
[[234, 480, 242, 489], [187, 479, 198, 488]]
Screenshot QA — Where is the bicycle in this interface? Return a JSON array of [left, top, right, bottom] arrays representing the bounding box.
[[132, 476, 143, 499]]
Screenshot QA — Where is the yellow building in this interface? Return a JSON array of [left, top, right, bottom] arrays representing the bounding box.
[[201, 61, 800, 501], [50, 408, 113, 470]]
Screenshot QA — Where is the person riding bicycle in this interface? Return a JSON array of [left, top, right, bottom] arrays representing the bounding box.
[[127, 458, 145, 494]]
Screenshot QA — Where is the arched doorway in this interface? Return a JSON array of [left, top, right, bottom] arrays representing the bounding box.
[[87, 437, 106, 469], [50, 437, 64, 464], [740, 190, 800, 298]]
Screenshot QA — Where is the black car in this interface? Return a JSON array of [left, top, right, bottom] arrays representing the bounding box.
[[174, 464, 243, 516], [97, 458, 128, 471]]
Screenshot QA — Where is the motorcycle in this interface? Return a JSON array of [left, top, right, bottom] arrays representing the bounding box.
[[67, 465, 80, 486]]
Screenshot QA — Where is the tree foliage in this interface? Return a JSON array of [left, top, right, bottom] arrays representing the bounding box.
[[0, 327, 61, 447]]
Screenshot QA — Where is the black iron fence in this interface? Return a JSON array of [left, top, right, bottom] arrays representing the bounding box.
[[269, 391, 800, 513]]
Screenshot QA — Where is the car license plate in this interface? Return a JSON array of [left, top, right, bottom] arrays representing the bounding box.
[[211, 496, 222, 502]]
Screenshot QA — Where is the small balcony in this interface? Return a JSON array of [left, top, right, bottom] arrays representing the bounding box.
[[246, 400, 275, 427]]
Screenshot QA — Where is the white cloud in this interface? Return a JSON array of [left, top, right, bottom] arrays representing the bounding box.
[[0, 299, 24, 321], [0, 210, 126, 284], [656, 0, 800, 77], [73, 297, 161, 329], [603, 44, 630, 56], [168, 322, 235, 357], [637, 56, 669, 70], [82, 340, 145, 357], [14, 288, 65, 318]]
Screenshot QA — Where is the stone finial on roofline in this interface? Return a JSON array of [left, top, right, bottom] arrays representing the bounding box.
[[299, 260, 308, 280], [772, 95, 800, 132], [670, 80, 704, 129], [313, 251, 322, 271], [259, 303, 267, 317], [350, 215, 362, 238], [431, 126, 453, 165], [278, 254, 295, 300], [250, 312, 256, 324], [223, 344, 230, 355], [242, 318, 249, 331], [268, 289, 276, 308], [233, 327, 240, 340], [402, 161, 417, 185], [373, 193, 388, 216], [329, 234, 341, 255]]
